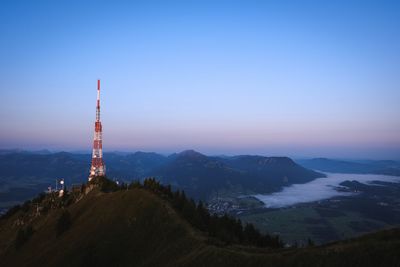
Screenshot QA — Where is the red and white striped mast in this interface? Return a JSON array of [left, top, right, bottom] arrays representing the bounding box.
[[89, 79, 105, 181]]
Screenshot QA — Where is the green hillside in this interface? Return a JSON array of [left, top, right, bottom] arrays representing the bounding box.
[[0, 180, 399, 267]]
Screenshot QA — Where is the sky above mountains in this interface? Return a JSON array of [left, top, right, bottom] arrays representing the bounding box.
[[0, 0, 399, 159]]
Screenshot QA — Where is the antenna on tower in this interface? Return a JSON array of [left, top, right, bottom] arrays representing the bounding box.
[[89, 79, 106, 181]]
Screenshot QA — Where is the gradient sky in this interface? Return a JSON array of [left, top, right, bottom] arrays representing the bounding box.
[[0, 0, 399, 159]]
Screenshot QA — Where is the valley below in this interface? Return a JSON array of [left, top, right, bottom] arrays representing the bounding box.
[[208, 172, 400, 245]]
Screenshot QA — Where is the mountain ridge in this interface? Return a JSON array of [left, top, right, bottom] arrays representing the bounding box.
[[0, 150, 324, 208], [297, 158, 400, 176], [150, 150, 324, 199], [1, 178, 399, 267]]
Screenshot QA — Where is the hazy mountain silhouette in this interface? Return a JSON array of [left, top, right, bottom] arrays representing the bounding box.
[[297, 158, 400, 176], [0, 150, 324, 207], [152, 150, 323, 199]]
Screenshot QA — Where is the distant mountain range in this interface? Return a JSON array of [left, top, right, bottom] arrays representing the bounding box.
[[297, 158, 400, 176], [154, 150, 323, 199], [0, 149, 323, 207]]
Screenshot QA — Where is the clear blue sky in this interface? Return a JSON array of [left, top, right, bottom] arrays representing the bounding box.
[[0, 0, 399, 159]]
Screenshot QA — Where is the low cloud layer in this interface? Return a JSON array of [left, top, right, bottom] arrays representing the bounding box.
[[254, 172, 400, 208]]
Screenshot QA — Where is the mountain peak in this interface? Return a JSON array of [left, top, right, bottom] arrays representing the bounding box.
[[177, 150, 206, 158], [233, 155, 296, 166]]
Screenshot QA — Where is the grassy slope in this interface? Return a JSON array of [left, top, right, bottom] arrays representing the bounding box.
[[239, 207, 392, 244], [0, 189, 399, 267]]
